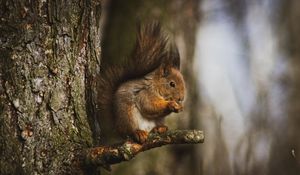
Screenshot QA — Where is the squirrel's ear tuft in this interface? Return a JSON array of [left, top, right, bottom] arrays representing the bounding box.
[[169, 43, 180, 69], [163, 67, 170, 77], [160, 64, 171, 77], [163, 43, 180, 71]]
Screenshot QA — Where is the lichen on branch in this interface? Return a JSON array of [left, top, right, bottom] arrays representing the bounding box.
[[83, 130, 204, 168]]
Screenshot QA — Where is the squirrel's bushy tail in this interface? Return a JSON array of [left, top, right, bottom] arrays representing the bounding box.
[[97, 22, 180, 141]]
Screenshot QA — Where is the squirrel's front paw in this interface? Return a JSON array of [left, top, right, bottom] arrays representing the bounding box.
[[133, 129, 149, 144], [168, 101, 183, 113]]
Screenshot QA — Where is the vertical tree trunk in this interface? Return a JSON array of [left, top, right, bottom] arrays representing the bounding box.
[[0, 0, 101, 174], [268, 1, 300, 174], [168, 1, 202, 175]]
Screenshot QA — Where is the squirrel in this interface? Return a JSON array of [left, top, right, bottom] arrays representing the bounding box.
[[98, 22, 185, 144]]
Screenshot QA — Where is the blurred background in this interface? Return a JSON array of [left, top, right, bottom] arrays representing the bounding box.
[[103, 0, 300, 174]]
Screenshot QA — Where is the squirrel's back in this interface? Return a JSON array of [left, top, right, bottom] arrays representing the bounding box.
[[97, 22, 180, 143]]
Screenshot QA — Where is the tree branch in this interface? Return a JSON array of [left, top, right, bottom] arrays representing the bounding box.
[[83, 130, 204, 168]]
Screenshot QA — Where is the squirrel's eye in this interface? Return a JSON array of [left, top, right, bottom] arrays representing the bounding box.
[[169, 81, 176, 88]]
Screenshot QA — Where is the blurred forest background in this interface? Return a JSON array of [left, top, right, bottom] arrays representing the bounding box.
[[106, 0, 300, 175]]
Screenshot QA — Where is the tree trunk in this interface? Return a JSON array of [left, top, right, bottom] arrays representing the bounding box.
[[0, 0, 101, 174], [268, 1, 300, 174]]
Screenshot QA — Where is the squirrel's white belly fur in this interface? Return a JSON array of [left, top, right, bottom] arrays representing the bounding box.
[[132, 107, 155, 132]]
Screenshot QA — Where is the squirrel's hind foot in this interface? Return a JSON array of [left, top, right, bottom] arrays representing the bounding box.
[[151, 125, 168, 134], [133, 129, 149, 144]]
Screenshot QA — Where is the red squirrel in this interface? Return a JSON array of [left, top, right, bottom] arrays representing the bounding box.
[[98, 22, 185, 143]]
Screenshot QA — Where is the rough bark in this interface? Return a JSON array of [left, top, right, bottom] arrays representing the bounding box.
[[0, 0, 101, 174]]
